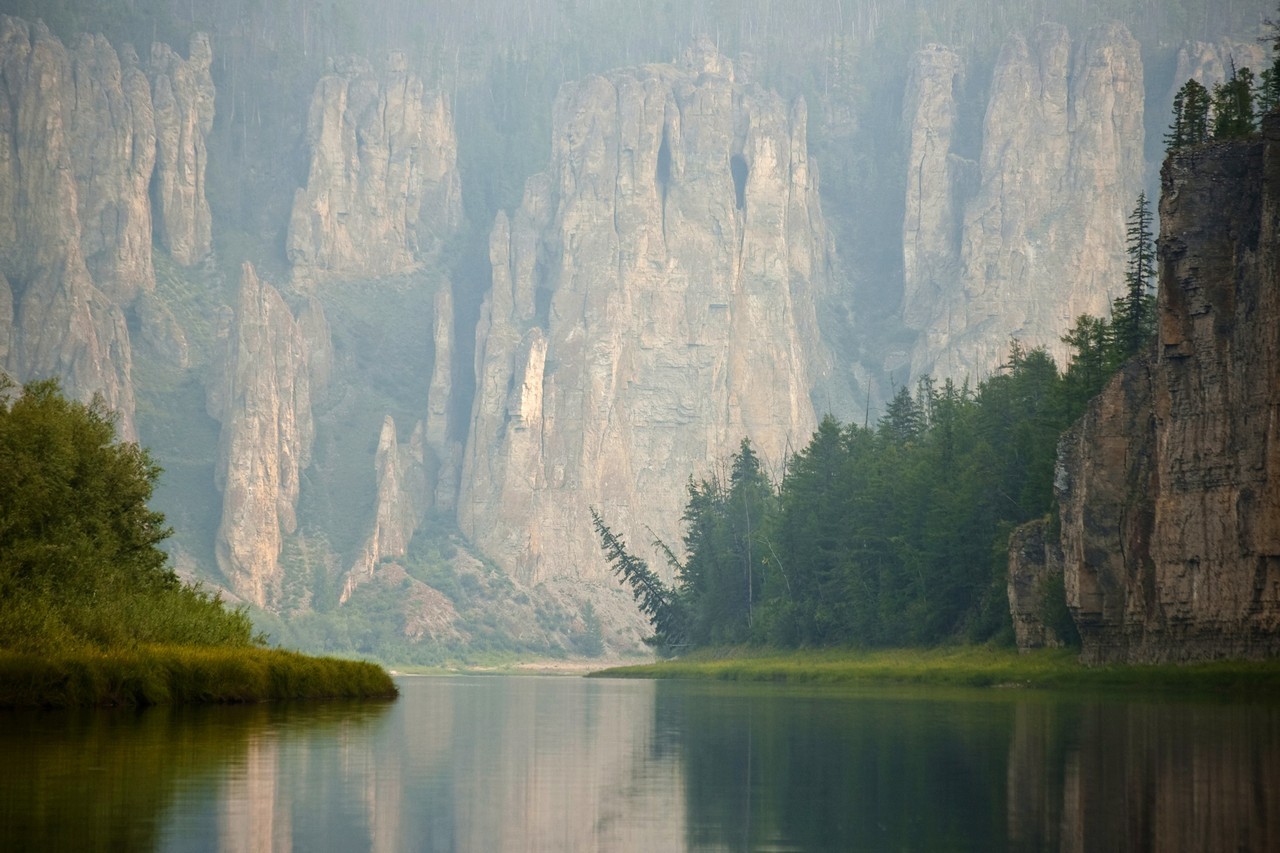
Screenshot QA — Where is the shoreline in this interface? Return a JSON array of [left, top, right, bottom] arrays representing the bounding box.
[[584, 646, 1280, 694], [0, 645, 398, 709]]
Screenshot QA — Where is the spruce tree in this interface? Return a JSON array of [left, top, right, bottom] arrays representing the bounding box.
[[1165, 79, 1211, 151], [1213, 64, 1257, 139], [1111, 192, 1157, 361]]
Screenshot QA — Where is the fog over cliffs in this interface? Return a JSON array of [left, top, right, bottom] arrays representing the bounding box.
[[0, 0, 1271, 657]]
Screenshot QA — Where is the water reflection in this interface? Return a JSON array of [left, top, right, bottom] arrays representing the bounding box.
[[2, 677, 1278, 851]]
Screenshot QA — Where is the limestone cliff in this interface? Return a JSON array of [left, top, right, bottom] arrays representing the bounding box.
[[341, 415, 428, 602], [208, 263, 314, 608], [149, 34, 214, 267], [459, 40, 831, 584], [0, 16, 137, 438], [286, 53, 462, 281], [902, 23, 1144, 382], [1029, 118, 1280, 663], [68, 35, 156, 303]]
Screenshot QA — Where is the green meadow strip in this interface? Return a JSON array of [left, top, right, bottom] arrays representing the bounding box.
[[0, 646, 398, 708], [589, 647, 1280, 694]]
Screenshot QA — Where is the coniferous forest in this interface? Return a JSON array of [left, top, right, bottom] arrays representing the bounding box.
[[598, 195, 1161, 653]]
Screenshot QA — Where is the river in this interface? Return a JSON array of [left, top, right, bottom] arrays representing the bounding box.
[[2, 675, 1277, 851]]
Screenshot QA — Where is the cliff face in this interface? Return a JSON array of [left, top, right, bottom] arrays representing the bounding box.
[[1034, 118, 1280, 664], [459, 40, 831, 584], [207, 263, 315, 608], [149, 34, 215, 267], [901, 23, 1144, 382], [0, 16, 139, 439], [286, 53, 462, 281]]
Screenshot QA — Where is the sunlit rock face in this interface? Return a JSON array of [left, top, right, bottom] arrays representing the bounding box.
[[0, 16, 139, 439], [207, 263, 315, 608], [287, 52, 462, 282], [901, 23, 1144, 383], [149, 33, 214, 267], [459, 39, 832, 584], [1054, 118, 1280, 663]]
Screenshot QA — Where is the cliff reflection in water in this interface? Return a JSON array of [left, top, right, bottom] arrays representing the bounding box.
[[1008, 699, 1280, 852], [2, 677, 1279, 850]]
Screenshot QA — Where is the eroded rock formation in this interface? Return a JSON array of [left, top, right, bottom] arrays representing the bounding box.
[[149, 33, 214, 266], [287, 52, 462, 281], [0, 16, 138, 438], [1020, 117, 1280, 663], [459, 40, 831, 584], [342, 415, 428, 602], [208, 263, 315, 608], [902, 23, 1144, 382]]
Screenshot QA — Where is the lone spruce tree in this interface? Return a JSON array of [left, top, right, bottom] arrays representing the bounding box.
[[1111, 192, 1157, 363]]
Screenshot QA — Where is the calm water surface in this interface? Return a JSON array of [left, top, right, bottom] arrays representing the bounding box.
[[2, 675, 1278, 851]]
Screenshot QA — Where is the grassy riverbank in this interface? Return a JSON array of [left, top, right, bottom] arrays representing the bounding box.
[[589, 647, 1280, 694], [0, 645, 398, 708]]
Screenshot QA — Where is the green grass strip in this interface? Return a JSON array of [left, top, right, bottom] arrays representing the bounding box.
[[588, 646, 1280, 695], [0, 646, 398, 708]]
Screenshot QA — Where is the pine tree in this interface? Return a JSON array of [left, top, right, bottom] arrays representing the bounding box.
[[1165, 79, 1212, 151], [1262, 6, 1280, 115], [591, 508, 685, 652], [1111, 192, 1157, 361], [1213, 64, 1257, 139]]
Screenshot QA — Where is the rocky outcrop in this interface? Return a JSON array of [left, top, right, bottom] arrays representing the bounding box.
[[901, 44, 968, 333], [1007, 520, 1067, 651], [1168, 38, 1266, 106], [903, 23, 1144, 382], [459, 41, 831, 584], [208, 263, 315, 608], [286, 53, 462, 281], [341, 415, 428, 602], [68, 35, 156, 303], [1045, 118, 1280, 663], [149, 33, 214, 266], [425, 284, 462, 512], [0, 16, 137, 438]]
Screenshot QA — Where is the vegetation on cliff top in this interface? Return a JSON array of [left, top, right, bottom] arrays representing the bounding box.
[[0, 378, 395, 705]]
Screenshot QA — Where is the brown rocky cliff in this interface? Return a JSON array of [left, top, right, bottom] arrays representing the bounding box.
[[1043, 118, 1280, 663], [207, 263, 315, 608], [904, 23, 1144, 382], [458, 41, 830, 586], [286, 53, 462, 282]]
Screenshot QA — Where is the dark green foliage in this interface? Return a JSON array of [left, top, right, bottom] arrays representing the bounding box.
[[1212, 64, 1257, 140], [591, 508, 686, 653], [1110, 192, 1157, 362], [1165, 78, 1211, 152], [605, 307, 1148, 651], [0, 379, 255, 652]]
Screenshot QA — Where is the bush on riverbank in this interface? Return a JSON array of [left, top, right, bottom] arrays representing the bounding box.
[[590, 646, 1280, 694], [0, 645, 397, 708], [0, 380, 397, 706]]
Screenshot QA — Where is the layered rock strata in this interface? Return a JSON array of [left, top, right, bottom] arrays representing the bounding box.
[[459, 41, 831, 583], [287, 53, 462, 281], [207, 263, 315, 608], [902, 23, 1144, 382], [1028, 118, 1280, 663], [149, 34, 214, 266]]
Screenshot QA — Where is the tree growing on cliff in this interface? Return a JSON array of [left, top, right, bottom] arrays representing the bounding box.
[[1110, 192, 1157, 361], [1212, 64, 1257, 140], [1165, 78, 1211, 151]]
